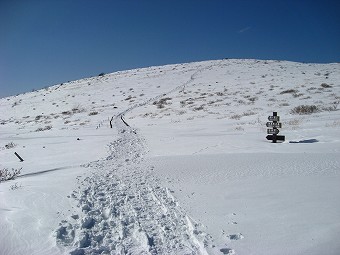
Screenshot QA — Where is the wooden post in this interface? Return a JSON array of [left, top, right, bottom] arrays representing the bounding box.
[[272, 112, 277, 143], [14, 152, 24, 162], [110, 117, 114, 128], [120, 115, 130, 127]]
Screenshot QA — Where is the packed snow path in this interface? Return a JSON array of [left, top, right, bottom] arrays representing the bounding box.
[[56, 65, 221, 255]]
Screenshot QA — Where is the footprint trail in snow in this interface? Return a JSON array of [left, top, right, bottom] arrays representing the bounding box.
[[56, 113, 216, 255]]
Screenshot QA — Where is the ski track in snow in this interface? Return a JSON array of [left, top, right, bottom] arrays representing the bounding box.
[[56, 64, 224, 255]]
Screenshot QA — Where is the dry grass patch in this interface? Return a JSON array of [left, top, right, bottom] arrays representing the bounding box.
[[153, 97, 172, 109], [291, 105, 320, 115], [321, 83, 332, 88], [0, 168, 22, 182], [280, 89, 298, 94], [35, 125, 52, 132], [89, 111, 99, 116]]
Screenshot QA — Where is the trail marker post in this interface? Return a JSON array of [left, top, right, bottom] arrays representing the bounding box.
[[14, 152, 24, 162], [266, 112, 285, 143], [109, 117, 114, 128]]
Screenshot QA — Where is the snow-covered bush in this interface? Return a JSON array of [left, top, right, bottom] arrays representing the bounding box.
[[0, 168, 22, 182]]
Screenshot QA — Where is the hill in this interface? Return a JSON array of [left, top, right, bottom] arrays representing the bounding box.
[[1, 59, 339, 255]]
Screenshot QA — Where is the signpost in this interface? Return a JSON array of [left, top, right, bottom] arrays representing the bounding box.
[[266, 112, 285, 143]]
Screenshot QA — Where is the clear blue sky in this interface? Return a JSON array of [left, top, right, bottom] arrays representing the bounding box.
[[1, 0, 339, 98]]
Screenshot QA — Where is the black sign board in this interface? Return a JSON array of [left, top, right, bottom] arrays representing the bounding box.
[[266, 122, 282, 128], [266, 135, 285, 141], [267, 128, 279, 134], [268, 116, 280, 122]]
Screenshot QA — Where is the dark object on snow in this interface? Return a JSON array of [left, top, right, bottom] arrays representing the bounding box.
[[77, 138, 80, 141], [14, 152, 24, 162], [289, 139, 318, 144]]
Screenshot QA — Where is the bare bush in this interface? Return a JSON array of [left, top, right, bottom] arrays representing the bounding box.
[[293, 93, 304, 98], [307, 87, 317, 91], [35, 115, 44, 121], [287, 119, 301, 126], [62, 111, 72, 116], [5, 142, 16, 149], [193, 105, 204, 111], [321, 83, 332, 88], [242, 111, 256, 117], [248, 97, 258, 102], [72, 105, 86, 114], [89, 111, 99, 116], [291, 105, 320, 115], [35, 125, 52, 132], [12, 101, 20, 107], [279, 103, 290, 107], [0, 168, 22, 182], [10, 182, 22, 190], [230, 114, 242, 120], [325, 120, 340, 127], [322, 101, 339, 112], [125, 95, 134, 101], [153, 97, 172, 109], [280, 89, 298, 94]]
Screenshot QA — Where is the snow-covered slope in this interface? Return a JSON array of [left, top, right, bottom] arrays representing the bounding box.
[[0, 59, 339, 255]]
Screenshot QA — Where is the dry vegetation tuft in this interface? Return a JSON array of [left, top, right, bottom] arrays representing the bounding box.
[[291, 105, 320, 115], [0, 168, 22, 182]]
